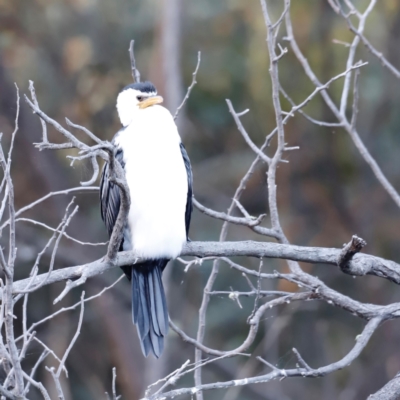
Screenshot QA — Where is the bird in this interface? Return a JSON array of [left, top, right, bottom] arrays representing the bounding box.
[[99, 81, 193, 358]]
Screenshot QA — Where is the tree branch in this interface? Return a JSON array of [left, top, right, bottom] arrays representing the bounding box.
[[129, 40, 141, 83], [7, 240, 400, 297], [368, 373, 400, 400], [337, 1, 400, 80], [174, 51, 201, 120], [284, 9, 400, 209], [147, 317, 382, 399]]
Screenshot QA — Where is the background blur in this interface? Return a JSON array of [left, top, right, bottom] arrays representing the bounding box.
[[1, 0, 400, 399]]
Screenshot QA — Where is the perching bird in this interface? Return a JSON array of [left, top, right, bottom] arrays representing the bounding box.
[[99, 81, 192, 358]]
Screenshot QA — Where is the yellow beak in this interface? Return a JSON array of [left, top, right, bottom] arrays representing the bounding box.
[[138, 96, 164, 109]]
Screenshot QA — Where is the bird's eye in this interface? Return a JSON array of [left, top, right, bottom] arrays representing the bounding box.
[[137, 95, 143, 101]]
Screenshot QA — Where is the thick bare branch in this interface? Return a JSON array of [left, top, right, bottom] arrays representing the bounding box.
[[368, 373, 400, 400], [5, 240, 400, 325], [0, 124, 24, 396]]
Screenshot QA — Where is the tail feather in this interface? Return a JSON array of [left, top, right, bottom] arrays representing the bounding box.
[[154, 266, 168, 335], [131, 260, 169, 358], [131, 270, 139, 324], [148, 271, 161, 336]]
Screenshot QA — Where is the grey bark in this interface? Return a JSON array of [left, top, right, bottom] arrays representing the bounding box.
[[9, 240, 400, 296], [368, 373, 400, 400]]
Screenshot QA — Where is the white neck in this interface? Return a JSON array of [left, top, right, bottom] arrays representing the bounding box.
[[116, 90, 139, 126], [116, 88, 157, 127]]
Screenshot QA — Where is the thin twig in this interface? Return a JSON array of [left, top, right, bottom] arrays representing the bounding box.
[[174, 51, 201, 120], [147, 317, 382, 399], [338, 1, 400, 80], [129, 40, 141, 83], [226, 99, 271, 164], [0, 186, 99, 231], [65, 117, 102, 144], [16, 217, 107, 247], [56, 291, 85, 377], [17, 275, 124, 339], [22, 350, 50, 398], [29, 80, 48, 143], [350, 69, 360, 129], [32, 336, 68, 375], [285, 8, 400, 209], [111, 367, 120, 400]]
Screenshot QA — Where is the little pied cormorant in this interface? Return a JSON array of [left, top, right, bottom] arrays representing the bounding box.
[[100, 81, 193, 358]]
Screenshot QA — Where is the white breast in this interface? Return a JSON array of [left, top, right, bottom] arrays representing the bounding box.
[[115, 105, 188, 259]]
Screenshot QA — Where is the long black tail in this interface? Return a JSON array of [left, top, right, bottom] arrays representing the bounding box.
[[131, 260, 169, 358]]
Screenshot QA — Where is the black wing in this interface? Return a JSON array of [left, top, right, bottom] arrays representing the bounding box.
[[100, 143, 125, 238], [180, 142, 193, 239]]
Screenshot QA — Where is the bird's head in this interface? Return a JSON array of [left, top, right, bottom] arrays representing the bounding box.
[[116, 81, 163, 126]]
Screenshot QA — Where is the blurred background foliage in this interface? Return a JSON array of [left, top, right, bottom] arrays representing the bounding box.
[[1, 0, 400, 399]]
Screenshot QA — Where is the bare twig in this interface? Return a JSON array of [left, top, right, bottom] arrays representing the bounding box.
[[337, 0, 376, 115], [337, 1, 400, 80], [0, 186, 98, 231], [32, 336, 68, 375], [7, 84, 20, 172], [171, 292, 312, 357], [46, 367, 65, 400], [111, 367, 120, 400], [16, 217, 107, 247], [226, 100, 271, 164], [338, 234, 367, 272], [22, 351, 50, 399], [193, 198, 267, 229], [350, 69, 360, 129], [29, 80, 48, 143], [209, 289, 290, 298], [80, 156, 100, 186], [22, 200, 79, 295], [18, 275, 124, 338], [129, 40, 141, 83], [148, 360, 191, 397], [0, 117, 24, 396], [284, 9, 400, 209], [292, 348, 312, 371], [174, 51, 201, 120], [65, 117, 102, 144], [147, 317, 382, 399], [42, 293, 85, 398], [56, 291, 85, 377]]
